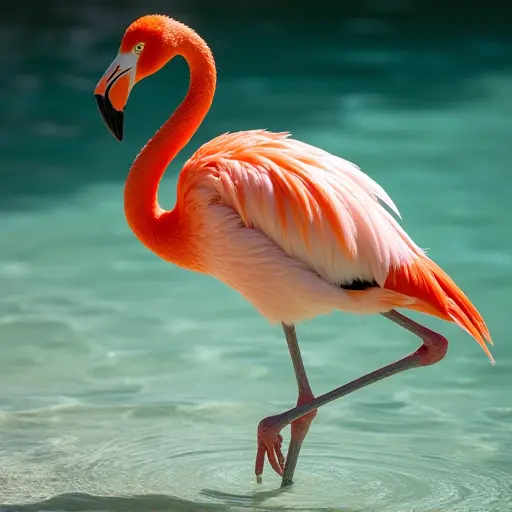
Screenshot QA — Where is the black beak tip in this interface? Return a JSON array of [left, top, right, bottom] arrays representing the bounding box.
[[95, 94, 124, 142]]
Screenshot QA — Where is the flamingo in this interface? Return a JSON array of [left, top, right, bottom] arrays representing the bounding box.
[[94, 14, 494, 487]]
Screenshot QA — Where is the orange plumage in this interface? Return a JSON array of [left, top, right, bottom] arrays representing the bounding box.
[[94, 13, 494, 361], [385, 257, 493, 361]]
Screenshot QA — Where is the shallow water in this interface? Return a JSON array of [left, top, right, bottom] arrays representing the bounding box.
[[1, 5, 512, 511]]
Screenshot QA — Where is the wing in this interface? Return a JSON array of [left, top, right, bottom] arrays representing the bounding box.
[[183, 129, 424, 287]]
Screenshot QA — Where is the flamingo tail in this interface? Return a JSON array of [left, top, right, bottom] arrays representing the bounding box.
[[384, 256, 494, 363]]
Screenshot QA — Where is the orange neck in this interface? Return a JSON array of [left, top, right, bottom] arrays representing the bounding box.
[[123, 27, 216, 265]]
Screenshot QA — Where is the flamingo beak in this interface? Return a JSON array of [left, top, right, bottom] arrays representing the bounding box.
[[94, 53, 137, 141]]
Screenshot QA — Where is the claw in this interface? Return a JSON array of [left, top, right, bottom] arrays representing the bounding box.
[[275, 434, 285, 468], [254, 401, 318, 483], [255, 417, 286, 482]]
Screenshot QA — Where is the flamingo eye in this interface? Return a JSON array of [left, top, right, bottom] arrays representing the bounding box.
[[133, 42, 145, 55]]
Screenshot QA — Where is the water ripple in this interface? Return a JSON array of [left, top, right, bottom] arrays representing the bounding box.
[[3, 425, 508, 512]]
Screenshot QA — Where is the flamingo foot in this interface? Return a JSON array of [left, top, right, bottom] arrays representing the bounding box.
[[255, 422, 284, 483], [255, 402, 317, 484]]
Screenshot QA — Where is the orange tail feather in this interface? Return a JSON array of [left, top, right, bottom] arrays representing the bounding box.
[[384, 256, 494, 363]]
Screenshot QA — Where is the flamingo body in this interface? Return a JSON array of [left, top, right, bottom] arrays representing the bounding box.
[[177, 129, 413, 316], [171, 129, 491, 358]]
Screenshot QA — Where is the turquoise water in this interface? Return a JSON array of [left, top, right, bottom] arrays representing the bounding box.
[[1, 8, 512, 511]]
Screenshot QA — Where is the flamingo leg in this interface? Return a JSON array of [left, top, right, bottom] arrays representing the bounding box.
[[255, 323, 317, 485], [256, 309, 448, 485], [280, 324, 318, 487]]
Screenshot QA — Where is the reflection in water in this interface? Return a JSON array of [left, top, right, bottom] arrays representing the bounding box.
[[0, 491, 357, 512], [0, 492, 228, 512]]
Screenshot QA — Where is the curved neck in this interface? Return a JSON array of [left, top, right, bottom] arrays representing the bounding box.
[[123, 29, 216, 260]]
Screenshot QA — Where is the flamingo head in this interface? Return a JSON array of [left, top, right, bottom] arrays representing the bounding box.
[[94, 15, 178, 141]]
